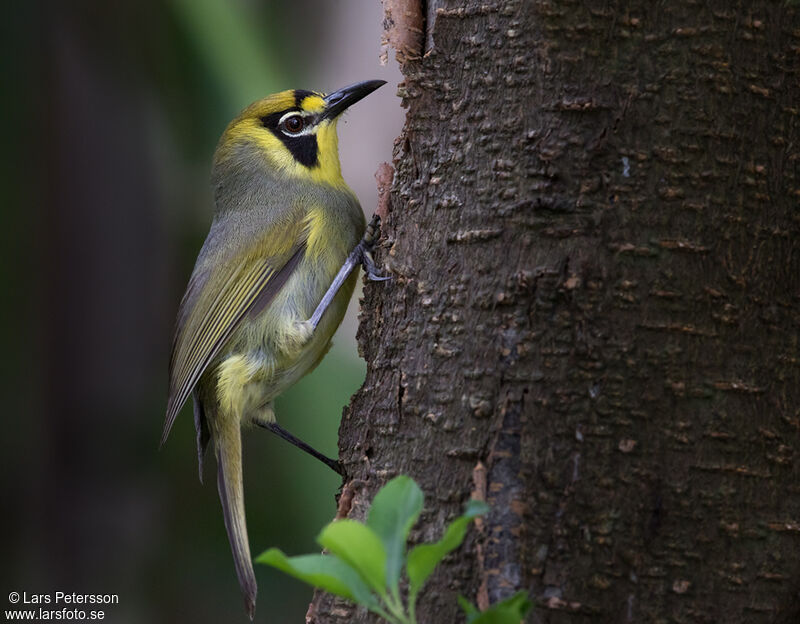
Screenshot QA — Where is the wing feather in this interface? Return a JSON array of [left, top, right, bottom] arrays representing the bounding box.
[[161, 243, 305, 445]]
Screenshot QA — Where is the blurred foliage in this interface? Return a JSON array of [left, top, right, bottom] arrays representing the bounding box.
[[168, 0, 285, 107], [0, 0, 380, 622]]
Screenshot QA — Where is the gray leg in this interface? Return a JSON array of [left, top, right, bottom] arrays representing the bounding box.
[[268, 215, 387, 475], [309, 215, 389, 330], [255, 421, 343, 475]]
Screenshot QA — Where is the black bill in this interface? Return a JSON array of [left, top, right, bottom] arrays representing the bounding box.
[[322, 79, 386, 120]]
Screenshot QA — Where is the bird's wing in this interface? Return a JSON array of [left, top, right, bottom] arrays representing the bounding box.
[[162, 223, 305, 445]]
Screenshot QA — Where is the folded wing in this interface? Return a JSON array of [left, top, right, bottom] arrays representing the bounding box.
[[162, 224, 306, 445]]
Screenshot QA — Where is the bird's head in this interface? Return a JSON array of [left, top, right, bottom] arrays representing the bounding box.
[[213, 80, 386, 190]]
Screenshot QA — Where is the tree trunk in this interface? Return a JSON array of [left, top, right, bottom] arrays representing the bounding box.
[[310, 1, 800, 622]]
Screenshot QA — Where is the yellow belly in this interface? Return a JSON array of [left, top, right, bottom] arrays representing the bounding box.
[[212, 257, 358, 425]]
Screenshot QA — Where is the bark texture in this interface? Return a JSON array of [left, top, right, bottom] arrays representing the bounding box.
[[311, 1, 800, 622]]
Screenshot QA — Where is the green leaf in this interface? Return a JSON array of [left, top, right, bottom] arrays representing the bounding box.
[[407, 499, 489, 597], [317, 519, 388, 597], [467, 591, 532, 624], [255, 549, 377, 608], [457, 595, 480, 621], [463, 499, 490, 518], [367, 476, 424, 589]]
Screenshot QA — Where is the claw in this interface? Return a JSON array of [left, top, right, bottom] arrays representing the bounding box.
[[362, 250, 391, 281], [363, 214, 382, 247], [359, 215, 391, 281]]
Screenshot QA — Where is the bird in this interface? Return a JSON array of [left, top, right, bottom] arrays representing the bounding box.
[[161, 79, 387, 618]]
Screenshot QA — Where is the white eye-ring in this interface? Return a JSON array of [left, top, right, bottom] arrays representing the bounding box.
[[278, 112, 315, 136]]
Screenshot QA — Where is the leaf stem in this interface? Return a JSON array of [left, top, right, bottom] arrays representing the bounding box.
[[382, 594, 413, 624], [368, 604, 403, 624], [408, 594, 417, 624]]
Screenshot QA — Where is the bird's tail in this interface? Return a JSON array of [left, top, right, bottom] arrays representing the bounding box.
[[214, 419, 257, 619]]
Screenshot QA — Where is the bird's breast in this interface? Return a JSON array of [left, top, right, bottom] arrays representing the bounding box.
[[213, 194, 363, 416]]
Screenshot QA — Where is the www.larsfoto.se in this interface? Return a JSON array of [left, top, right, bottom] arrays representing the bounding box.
[[5, 608, 107, 621]]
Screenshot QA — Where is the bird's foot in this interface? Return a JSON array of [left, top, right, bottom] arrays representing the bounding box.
[[308, 214, 390, 330], [358, 214, 391, 281]]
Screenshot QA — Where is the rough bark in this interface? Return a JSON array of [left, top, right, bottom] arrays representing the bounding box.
[[311, 1, 800, 623]]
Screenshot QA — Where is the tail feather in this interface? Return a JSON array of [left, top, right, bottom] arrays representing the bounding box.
[[215, 425, 257, 619], [192, 392, 210, 484]]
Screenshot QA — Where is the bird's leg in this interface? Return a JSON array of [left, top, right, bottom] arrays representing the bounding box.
[[255, 421, 343, 475], [258, 217, 387, 475], [309, 214, 389, 330]]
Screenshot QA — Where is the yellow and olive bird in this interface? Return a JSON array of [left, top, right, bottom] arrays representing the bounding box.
[[161, 80, 386, 618]]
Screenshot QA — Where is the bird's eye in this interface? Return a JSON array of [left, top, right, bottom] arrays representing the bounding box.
[[281, 115, 305, 135]]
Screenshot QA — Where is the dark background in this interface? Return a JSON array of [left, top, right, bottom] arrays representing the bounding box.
[[1, 1, 402, 621]]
